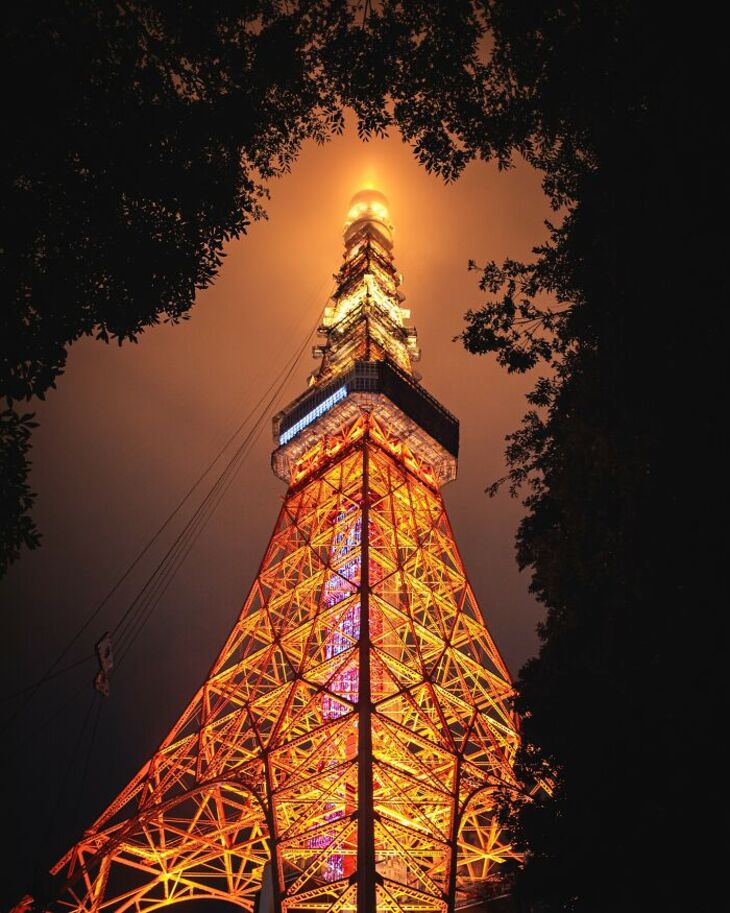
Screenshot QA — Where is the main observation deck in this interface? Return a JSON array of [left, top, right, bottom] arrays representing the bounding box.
[[271, 190, 460, 488], [272, 358, 459, 486]]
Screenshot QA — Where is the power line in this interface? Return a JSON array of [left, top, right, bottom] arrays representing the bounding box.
[[113, 314, 320, 668], [2, 654, 95, 703], [111, 344, 298, 651], [41, 691, 97, 852], [72, 695, 104, 834], [5, 679, 89, 750], [5, 286, 327, 733]]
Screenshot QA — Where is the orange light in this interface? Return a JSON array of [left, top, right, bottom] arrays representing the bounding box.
[[37, 198, 521, 913]]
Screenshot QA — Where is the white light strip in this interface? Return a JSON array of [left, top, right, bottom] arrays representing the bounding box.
[[279, 386, 348, 445]]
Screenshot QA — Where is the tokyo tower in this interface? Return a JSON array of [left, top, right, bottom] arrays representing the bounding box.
[[23, 192, 520, 913]]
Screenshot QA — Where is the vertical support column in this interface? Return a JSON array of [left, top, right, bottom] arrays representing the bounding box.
[[445, 755, 463, 913], [262, 755, 283, 913], [357, 432, 377, 911]]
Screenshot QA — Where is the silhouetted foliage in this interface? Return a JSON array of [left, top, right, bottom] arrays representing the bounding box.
[[456, 4, 720, 911], [1, 0, 491, 573], [0, 409, 40, 576], [1, 0, 345, 569]]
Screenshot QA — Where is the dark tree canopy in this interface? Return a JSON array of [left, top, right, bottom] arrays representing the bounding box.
[[2, 2, 340, 402], [1, 0, 490, 573], [457, 4, 721, 911], [1, 0, 337, 573], [2, 3, 721, 910]]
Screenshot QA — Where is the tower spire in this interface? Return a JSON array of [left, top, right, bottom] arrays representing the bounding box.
[[273, 190, 456, 487], [23, 195, 521, 913], [313, 190, 419, 387]]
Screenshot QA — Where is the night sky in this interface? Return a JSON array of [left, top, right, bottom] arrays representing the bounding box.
[[1, 121, 553, 905]]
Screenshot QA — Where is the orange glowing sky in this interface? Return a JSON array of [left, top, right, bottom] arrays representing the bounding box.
[[1, 120, 553, 903]]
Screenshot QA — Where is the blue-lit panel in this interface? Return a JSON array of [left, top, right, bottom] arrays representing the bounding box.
[[279, 386, 348, 445]]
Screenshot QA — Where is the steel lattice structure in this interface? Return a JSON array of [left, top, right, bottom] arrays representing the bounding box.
[[24, 191, 520, 913]]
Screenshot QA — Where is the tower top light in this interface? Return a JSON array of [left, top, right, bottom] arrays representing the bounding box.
[[344, 189, 393, 246], [272, 191, 459, 486]]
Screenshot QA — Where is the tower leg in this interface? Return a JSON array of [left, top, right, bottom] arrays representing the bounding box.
[[357, 442, 377, 911]]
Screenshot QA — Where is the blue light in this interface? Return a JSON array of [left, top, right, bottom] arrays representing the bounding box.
[[279, 386, 348, 445]]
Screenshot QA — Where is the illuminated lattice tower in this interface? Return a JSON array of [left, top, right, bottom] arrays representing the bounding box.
[[30, 192, 520, 913]]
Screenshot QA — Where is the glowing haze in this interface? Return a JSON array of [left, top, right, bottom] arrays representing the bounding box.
[[1, 119, 552, 906]]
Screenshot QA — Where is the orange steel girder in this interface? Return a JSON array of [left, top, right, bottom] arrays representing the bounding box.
[[43, 414, 520, 913]]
